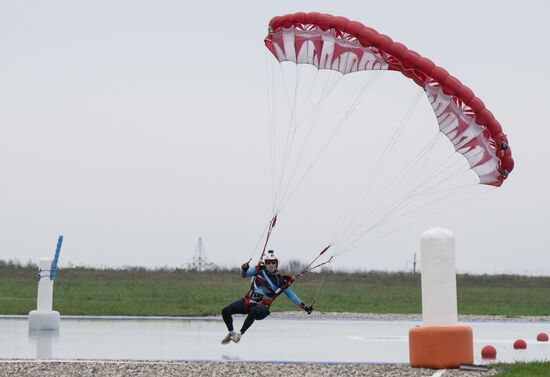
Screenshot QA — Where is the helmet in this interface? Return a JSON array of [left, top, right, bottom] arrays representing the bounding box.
[[263, 250, 278, 264]]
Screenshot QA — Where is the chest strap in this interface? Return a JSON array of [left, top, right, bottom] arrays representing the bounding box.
[[261, 270, 279, 292]]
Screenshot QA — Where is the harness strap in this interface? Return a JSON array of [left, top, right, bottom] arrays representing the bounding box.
[[244, 268, 276, 303], [261, 270, 279, 292]]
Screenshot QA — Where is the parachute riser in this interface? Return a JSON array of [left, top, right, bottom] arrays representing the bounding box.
[[273, 248, 333, 300], [295, 244, 331, 277], [257, 215, 277, 264]]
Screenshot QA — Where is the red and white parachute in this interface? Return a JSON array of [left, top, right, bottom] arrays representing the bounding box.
[[265, 12, 513, 186], [249, 12, 514, 274]]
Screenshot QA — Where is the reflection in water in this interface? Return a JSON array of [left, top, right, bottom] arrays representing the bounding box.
[[221, 354, 241, 361], [28, 329, 59, 359]]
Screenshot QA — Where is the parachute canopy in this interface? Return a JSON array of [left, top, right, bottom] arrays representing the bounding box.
[[265, 12, 513, 186]]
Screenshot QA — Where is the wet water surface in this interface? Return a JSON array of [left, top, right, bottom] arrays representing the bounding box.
[[0, 316, 548, 364]]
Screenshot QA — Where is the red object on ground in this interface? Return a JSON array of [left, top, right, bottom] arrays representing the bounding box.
[[537, 333, 549, 342], [513, 339, 527, 349], [409, 326, 473, 369], [481, 345, 497, 359]]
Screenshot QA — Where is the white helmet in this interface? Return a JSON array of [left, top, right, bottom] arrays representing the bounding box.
[[263, 250, 278, 264]]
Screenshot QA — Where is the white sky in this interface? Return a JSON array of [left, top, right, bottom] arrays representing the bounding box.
[[0, 1, 548, 274]]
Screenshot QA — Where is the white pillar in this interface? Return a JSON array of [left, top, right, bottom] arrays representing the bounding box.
[[420, 227, 458, 326], [37, 258, 54, 312], [29, 258, 60, 330]]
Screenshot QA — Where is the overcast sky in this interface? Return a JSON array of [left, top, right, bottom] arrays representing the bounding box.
[[1, 1, 548, 274]]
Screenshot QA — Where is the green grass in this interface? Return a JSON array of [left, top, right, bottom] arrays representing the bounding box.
[[1, 265, 550, 316], [494, 362, 550, 376]]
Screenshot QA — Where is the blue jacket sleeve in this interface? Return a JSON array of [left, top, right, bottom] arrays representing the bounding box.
[[241, 266, 256, 278], [284, 286, 303, 306]]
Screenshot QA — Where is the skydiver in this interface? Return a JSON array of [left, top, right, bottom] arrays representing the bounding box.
[[220, 250, 313, 344]]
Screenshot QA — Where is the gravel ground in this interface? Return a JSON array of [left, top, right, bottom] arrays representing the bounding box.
[[3, 312, 543, 377], [0, 361, 499, 377], [269, 311, 550, 322]]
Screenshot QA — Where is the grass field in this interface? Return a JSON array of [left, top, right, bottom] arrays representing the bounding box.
[[1, 264, 550, 316], [494, 362, 550, 376]]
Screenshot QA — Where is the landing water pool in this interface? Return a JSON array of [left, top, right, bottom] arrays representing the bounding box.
[[0, 316, 548, 364]]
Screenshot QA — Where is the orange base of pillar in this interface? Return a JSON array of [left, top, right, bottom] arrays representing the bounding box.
[[409, 325, 473, 369]]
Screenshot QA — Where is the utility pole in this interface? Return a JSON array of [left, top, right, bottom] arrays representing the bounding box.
[[184, 237, 218, 271], [406, 252, 420, 274]]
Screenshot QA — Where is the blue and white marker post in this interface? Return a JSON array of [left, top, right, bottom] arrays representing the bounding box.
[[28, 235, 64, 330]]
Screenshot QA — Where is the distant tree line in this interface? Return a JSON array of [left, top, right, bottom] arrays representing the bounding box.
[[0, 259, 37, 268], [0, 258, 312, 273]]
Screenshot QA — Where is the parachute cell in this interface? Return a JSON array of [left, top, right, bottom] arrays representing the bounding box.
[[265, 12, 513, 186]]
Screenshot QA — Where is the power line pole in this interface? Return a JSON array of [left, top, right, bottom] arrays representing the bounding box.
[[184, 237, 218, 271], [406, 252, 420, 274]]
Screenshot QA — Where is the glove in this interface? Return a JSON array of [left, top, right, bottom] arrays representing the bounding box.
[[241, 262, 249, 272], [301, 304, 313, 315]]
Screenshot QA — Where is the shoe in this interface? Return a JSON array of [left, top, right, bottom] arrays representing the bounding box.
[[221, 331, 235, 345], [231, 331, 242, 343]]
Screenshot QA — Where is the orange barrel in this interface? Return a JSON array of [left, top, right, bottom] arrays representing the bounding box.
[[409, 325, 473, 369]]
